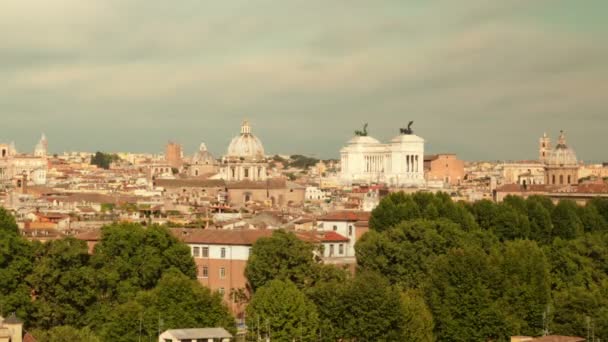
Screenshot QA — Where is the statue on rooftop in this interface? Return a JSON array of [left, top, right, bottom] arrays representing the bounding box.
[[355, 123, 368, 137], [400, 121, 414, 135]]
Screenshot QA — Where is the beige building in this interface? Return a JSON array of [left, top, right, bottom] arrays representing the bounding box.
[[0, 314, 23, 342], [187, 143, 219, 177], [0, 142, 48, 186], [424, 154, 465, 186], [501, 162, 545, 186], [226, 179, 305, 207]]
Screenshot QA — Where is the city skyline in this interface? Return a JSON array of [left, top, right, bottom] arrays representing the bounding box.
[[2, 0, 607, 160]]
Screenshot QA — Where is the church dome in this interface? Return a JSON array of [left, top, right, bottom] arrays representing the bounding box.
[[226, 121, 265, 160], [192, 143, 215, 165], [545, 131, 577, 167]]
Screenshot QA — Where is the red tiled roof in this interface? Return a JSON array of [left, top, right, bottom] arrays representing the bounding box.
[[295, 230, 349, 243], [317, 211, 370, 222], [171, 228, 274, 246], [320, 231, 350, 242], [23, 332, 37, 342], [226, 178, 287, 190], [154, 179, 226, 188], [74, 229, 102, 241]]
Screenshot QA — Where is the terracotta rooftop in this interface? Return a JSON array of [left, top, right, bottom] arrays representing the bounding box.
[[171, 228, 274, 245], [317, 211, 371, 222], [295, 230, 349, 243], [154, 178, 226, 188], [226, 178, 287, 189]]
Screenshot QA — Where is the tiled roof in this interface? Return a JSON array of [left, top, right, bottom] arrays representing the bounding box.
[[317, 211, 370, 222], [295, 230, 349, 243], [74, 229, 102, 241], [154, 179, 226, 188], [226, 179, 287, 189], [171, 228, 273, 245], [23, 332, 38, 342]]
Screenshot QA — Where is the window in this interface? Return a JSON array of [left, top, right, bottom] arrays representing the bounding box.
[[560, 175, 564, 184], [202, 247, 209, 257], [219, 287, 225, 295], [220, 267, 226, 279], [202, 266, 208, 278], [192, 246, 200, 258], [348, 226, 353, 236], [552, 175, 556, 184], [339, 244, 344, 255], [221, 247, 226, 258], [244, 168, 249, 178], [568, 175, 571, 184], [329, 244, 334, 257], [333, 225, 337, 231]]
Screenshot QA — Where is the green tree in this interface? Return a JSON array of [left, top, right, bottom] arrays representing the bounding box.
[[31, 326, 100, 342], [341, 271, 410, 341], [369, 192, 420, 231], [356, 219, 485, 288], [27, 238, 97, 329], [91, 223, 196, 302], [552, 285, 608, 338], [589, 198, 608, 223], [552, 200, 583, 240], [400, 289, 434, 342], [306, 279, 348, 342], [245, 230, 318, 291], [578, 203, 607, 232], [246, 279, 319, 342], [101, 271, 235, 341], [0, 231, 35, 321], [493, 204, 531, 241], [527, 200, 553, 244], [496, 240, 551, 336], [470, 199, 499, 231], [426, 247, 508, 341], [90, 152, 120, 170], [0, 206, 18, 235]]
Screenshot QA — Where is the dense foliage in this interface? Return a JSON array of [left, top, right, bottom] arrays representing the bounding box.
[[0, 216, 234, 341], [359, 192, 608, 340], [90, 151, 121, 170]]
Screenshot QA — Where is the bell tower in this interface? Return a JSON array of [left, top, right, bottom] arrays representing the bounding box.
[[539, 132, 551, 163]]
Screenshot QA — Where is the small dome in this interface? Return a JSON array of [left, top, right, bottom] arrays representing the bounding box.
[[192, 143, 215, 164], [545, 131, 577, 166], [226, 121, 265, 160]]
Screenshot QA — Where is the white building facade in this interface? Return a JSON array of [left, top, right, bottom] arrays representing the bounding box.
[[340, 128, 425, 187]]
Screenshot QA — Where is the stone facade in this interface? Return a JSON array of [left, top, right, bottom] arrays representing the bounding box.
[[424, 154, 465, 186], [340, 128, 425, 187]]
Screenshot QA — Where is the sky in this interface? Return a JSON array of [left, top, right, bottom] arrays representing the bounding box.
[[1, 0, 607, 161]]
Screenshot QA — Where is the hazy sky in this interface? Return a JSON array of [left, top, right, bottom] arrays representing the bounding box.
[[1, 0, 607, 161]]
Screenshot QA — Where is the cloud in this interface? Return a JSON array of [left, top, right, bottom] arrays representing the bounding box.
[[0, 0, 606, 160]]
